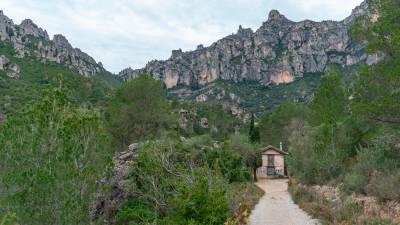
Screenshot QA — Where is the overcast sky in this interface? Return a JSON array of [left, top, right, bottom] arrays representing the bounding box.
[[1, 0, 363, 73]]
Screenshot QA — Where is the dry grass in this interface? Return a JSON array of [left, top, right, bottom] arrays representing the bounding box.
[[226, 182, 264, 225], [288, 179, 398, 225]]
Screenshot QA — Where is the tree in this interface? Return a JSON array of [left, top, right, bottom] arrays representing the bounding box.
[[308, 67, 348, 126], [248, 113, 260, 143], [0, 85, 112, 225], [259, 102, 309, 149], [229, 134, 262, 182], [106, 75, 171, 148], [350, 0, 400, 126]]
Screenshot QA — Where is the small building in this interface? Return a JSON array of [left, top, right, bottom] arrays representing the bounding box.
[[257, 143, 288, 178]]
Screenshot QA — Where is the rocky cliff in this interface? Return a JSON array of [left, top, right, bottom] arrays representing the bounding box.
[[119, 1, 375, 89], [0, 10, 104, 77]]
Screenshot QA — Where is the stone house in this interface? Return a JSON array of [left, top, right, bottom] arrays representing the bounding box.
[[257, 143, 288, 178]]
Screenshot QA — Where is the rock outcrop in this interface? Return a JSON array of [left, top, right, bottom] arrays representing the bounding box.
[[91, 143, 140, 222], [0, 10, 104, 77], [119, 1, 371, 89], [0, 55, 20, 78]]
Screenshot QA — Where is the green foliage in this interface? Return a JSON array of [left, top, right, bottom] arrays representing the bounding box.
[[350, 0, 400, 56], [115, 139, 229, 224], [0, 86, 113, 225], [259, 102, 309, 149], [226, 134, 262, 181], [167, 169, 228, 225], [0, 40, 121, 117], [352, 60, 400, 126], [115, 198, 156, 225], [343, 134, 400, 201], [308, 67, 348, 126], [114, 134, 263, 224], [0, 213, 18, 225], [106, 75, 172, 148], [350, 0, 400, 126], [175, 102, 242, 140], [286, 120, 317, 184], [248, 114, 260, 143], [285, 67, 376, 184]]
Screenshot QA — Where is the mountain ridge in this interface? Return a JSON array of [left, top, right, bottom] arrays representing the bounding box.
[[118, 1, 376, 89], [0, 10, 105, 77]]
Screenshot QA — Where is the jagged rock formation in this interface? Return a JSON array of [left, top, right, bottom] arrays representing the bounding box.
[[119, 1, 374, 89], [0, 10, 104, 77], [0, 55, 20, 78]]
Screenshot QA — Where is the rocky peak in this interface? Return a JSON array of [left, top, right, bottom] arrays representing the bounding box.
[[119, 67, 137, 78], [0, 10, 14, 41], [171, 48, 183, 59], [237, 25, 253, 38], [0, 11, 106, 77], [19, 19, 49, 39], [268, 10, 287, 21], [53, 34, 73, 49]]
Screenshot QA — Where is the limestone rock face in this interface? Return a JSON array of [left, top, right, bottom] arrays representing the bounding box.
[[19, 19, 49, 39], [119, 1, 370, 89], [0, 55, 20, 78], [0, 10, 104, 77]]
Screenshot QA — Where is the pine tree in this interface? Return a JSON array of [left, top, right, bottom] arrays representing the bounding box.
[[249, 113, 260, 143]]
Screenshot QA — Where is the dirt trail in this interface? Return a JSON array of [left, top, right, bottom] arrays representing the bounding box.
[[248, 179, 320, 225]]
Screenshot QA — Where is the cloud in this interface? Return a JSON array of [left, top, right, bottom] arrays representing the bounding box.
[[0, 0, 364, 73]]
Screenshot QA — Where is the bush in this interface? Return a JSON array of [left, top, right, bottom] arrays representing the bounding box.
[[115, 198, 155, 225], [0, 87, 113, 225], [167, 169, 228, 225], [332, 199, 363, 224], [342, 173, 368, 194], [343, 134, 400, 197], [106, 75, 172, 148], [367, 172, 400, 202]]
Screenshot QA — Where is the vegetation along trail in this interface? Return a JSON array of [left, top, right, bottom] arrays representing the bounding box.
[[248, 179, 320, 225]]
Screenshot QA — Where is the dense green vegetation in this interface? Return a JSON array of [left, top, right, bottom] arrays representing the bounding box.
[[111, 135, 262, 225], [101, 77, 264, 224], [106, 75, 172, 148], [1, 58, 264, 224], [0, 40, 122, 118], [0, 85, 114, 224]]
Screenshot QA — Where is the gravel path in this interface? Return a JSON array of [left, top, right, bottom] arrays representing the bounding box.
[[248, 179, 320, 225]]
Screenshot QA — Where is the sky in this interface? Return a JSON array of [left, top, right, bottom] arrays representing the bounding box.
[[0, 0, 364, 73]]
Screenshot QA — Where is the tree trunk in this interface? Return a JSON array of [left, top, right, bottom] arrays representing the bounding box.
[[253, 167, 258, 182]]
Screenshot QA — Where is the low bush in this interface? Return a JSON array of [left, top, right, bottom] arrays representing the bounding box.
[[367, 172, 400, 202], [332, 199, 363, 224]]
